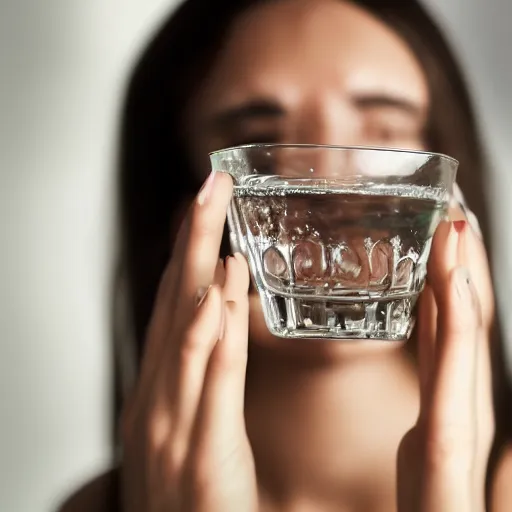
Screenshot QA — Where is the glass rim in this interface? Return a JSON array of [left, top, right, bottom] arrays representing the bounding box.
[[209, 143, 459, 166]]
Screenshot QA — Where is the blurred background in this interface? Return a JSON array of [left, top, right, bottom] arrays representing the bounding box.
[[0, 1, 510, 510]]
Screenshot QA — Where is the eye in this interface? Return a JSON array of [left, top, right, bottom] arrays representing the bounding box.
[[362, 107, 424, 147], [365, 121, 423, 148]]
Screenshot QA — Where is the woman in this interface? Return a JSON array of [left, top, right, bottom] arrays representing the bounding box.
[[61, 0, 512, 510]]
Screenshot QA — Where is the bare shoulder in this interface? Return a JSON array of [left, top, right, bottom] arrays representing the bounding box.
[[57, 468, 119, 512], [491, 443, 512, 512]]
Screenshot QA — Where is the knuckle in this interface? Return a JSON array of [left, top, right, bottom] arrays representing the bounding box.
[[180, 329, 205, 362], [425, 424, 475, 471], [210, 343, 248, 373], [179, 314, 218, 359], [164, 442, 186, 483], [183, 452, 214, 493], [184, 443, 242, 499], [142, 407, 170, 453]]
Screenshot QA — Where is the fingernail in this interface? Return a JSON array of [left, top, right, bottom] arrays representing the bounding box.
[[197, 171, 216, 206], [196, 285, 212, 307], [451, 183, 484, 240], [453, 220, 466, 233]]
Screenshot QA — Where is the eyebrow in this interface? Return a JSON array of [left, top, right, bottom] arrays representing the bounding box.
[[353, 94, 424, 117], [209, 99, 286, 130]]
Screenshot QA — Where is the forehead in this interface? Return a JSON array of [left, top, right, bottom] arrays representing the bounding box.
[[193, 0, 428, 109]]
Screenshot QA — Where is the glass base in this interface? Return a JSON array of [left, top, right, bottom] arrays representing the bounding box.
[[260, 292, 418, 341]]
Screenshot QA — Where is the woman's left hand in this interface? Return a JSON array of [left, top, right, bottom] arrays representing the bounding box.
[[397, 218, 495, 512]]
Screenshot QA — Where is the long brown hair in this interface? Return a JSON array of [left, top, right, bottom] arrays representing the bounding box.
[[115, 0, 511, 500]]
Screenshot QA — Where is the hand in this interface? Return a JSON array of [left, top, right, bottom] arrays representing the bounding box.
[[397, 220, 495, 512], [120, 172, 258, 512]]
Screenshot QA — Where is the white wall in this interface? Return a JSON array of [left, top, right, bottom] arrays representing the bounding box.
[[0, 1, 510, 511], [422, 0, 512, 353], [0, 2, 177, 511]]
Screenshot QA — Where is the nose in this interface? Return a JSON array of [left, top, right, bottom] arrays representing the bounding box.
[[290, 96, 362, 178], [296, 95, 361, 146]]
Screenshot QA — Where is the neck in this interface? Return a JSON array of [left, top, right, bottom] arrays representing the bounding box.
[[244, 340, 419, 508]]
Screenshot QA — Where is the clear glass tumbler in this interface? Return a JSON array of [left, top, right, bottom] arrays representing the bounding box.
[[210, 144, 458, 341]]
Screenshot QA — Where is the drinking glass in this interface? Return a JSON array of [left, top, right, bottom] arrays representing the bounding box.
[[209, 144, 458, 340]]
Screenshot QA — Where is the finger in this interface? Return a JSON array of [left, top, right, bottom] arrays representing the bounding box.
[[196, 258, 226, 304], [158, 172, 232, 373], [428, 264, 481, 438], [164, 173, 231, 330], [420, 266, 481, 512], [463, 216, 495, 502], [449, 199, 494, 506], [179, 172, 233, 307], [222, 253, 250, 302], [139, 198, 203, 371], [417, 283, 437, 424], [428, 220, 481, 427], [143, 258, 182, 362], [418, 220, 459, 423], [136, 214, 204, 402], [167, 284, 224, 468], [450, 217, 494, 437], [196, 254, 250, 442], [143, 171, 231, 376], [446, 198, 493, 328], [463, 221, 494, 330], [427, 221, 459, 290], [474, 321, 493, 509]]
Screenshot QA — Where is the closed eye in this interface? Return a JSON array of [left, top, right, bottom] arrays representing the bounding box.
[[209, 98, 286, 132], [355, 95, 426, 147], [353, 94, 424, 120]]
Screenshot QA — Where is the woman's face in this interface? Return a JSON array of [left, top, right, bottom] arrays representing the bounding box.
[[186, 0, 430, 350]]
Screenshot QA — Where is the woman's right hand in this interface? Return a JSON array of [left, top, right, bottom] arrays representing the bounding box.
[[397, 219, 495, 512], [120, 171, 258, 512]]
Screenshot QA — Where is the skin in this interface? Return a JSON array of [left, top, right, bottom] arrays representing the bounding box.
[[115, 174, 496, 512], [184, 2, 497, 508], [59, 0, 511, 511]]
